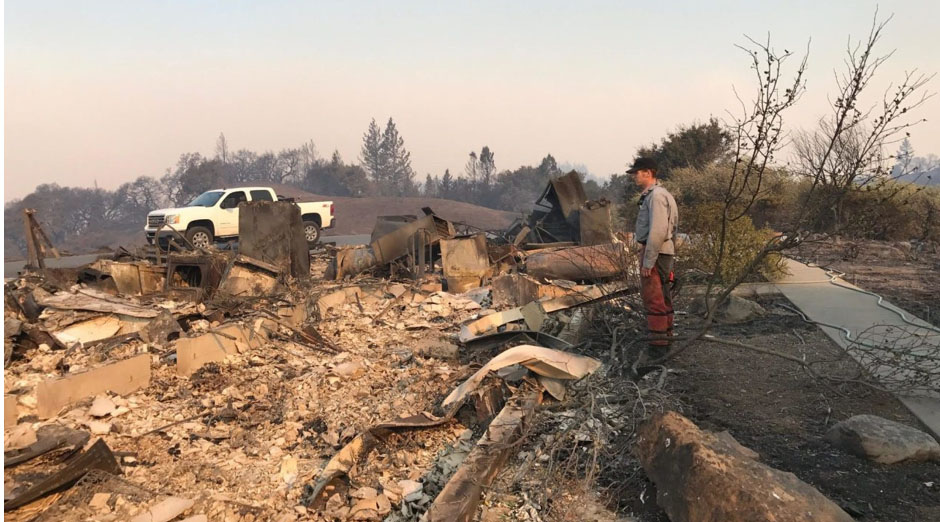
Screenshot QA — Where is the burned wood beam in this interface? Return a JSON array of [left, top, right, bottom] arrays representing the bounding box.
[[22, 209, 44, 270], [426, 388, 542, 522], [3, 425, 90, 468], [4, 439, 121, 512]]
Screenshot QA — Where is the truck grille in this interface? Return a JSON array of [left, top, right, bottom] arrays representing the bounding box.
[[148, 215, 165, 228]]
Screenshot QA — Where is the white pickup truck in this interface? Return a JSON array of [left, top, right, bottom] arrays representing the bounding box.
[[144, 186, 334, 249]]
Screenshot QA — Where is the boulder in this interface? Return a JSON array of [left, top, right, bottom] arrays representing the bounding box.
[[824, 414, 940, 464], [690, 295, 766, 324], [636, 411, 852, 522]]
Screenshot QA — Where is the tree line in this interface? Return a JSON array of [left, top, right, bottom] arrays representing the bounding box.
[[5, 112, 937, 258], [3, 117, 612, 256]]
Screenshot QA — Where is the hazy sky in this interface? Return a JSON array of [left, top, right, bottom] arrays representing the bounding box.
[[5, 0, 939, 200]]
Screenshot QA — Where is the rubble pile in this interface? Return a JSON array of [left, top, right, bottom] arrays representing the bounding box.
[[4, 174, 629, 521]]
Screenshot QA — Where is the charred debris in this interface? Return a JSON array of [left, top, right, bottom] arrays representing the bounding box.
[[4, 176, 634, 521]]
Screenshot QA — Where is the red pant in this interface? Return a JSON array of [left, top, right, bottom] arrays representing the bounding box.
[[641, 254, 674, 347]]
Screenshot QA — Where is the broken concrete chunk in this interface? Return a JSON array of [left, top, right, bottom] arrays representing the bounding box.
[[36, 354, 151, 419], [636, 411, 853, 522], [825, 414, 940, 464], [387, 284, 407, 298], [88, 395, 117, 417], [85, 420, 112, 435], [129, 496, 195, 522]]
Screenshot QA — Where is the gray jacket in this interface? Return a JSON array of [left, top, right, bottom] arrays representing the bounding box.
[[635, 182, 679, 269]]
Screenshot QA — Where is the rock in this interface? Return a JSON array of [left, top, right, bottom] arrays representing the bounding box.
[[825, 414, 940, 464], [690, 295, 766, 324], [636, 411, 853, 522], [88, 395, 117, 417]]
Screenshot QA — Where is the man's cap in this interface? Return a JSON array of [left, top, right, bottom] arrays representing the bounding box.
[[626, 157, 658, 174]]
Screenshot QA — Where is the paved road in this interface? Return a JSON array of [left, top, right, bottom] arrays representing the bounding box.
[[322, 234, 370, 247], [4, 254, 106, 279], [775, 258, 940, 439], [3, 234, 371, 279]]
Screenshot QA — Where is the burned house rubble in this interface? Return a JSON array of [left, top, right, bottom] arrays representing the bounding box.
[[3, 177, 637, 521]]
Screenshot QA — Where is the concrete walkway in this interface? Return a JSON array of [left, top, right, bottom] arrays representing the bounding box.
[[775, 258, 940, 439]]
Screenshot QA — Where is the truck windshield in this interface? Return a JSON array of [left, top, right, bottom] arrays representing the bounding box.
[[187, 191, 224, 207]]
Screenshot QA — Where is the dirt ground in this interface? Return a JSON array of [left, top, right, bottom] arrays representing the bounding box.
[[647, 296, 940, 521], [795, 238, 940, 326]]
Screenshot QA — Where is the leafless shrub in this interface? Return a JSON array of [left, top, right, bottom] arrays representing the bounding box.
[[644, 12, 934, 371]]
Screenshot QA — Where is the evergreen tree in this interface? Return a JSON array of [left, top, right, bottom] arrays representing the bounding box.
[[423, 174, 439, 196], [479, 146, 496, 186], [440, 169, 454, 198], [465, 151, 480, 182], [381, 118, 415, 195], [359, 118, 386, 184], [894, 138, 915, 176]]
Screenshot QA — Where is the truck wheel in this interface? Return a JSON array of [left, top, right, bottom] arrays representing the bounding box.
[[186, 226, 213, 249], [303, 220, 321, 246]]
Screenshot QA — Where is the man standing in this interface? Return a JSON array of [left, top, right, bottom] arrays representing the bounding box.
[[628, 157, 679, 355]]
